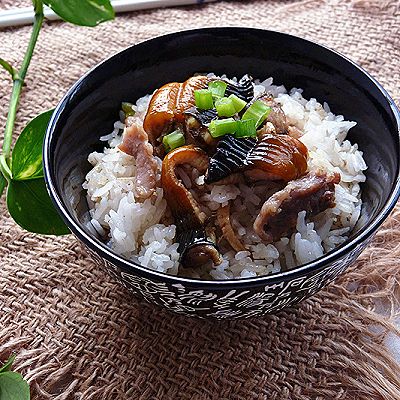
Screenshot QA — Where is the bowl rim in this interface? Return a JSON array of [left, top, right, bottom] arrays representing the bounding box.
[[43, 27, 400, 288]]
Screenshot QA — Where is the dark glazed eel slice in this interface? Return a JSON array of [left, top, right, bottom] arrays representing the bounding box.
[[205, 135, 257, 184], [177, 227, 221, 267], [161, 145, 222, 267], [224, 74, 254, 103], [205, 134, 308, 184], [185, 107, 218, 126], [143, 76, 210, 153], [217, 203, 246, 252], [245, 134, 308, 182]]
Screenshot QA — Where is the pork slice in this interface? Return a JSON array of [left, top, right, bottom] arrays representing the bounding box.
[[261, 95, 288, 134], [287, 125, 303, 139], [254, 171, 340, 243], [119, 120, 158, 201]]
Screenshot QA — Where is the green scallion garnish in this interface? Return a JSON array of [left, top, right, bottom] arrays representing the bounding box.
[[194, 89, 214, 110], [235, 119, 257, 138], [215, 97, 237, 117], [208, 80, 227, 99], [209, 118, 237, 138], [121, 102, 135, 117], [163, 130, 185, 152], [241, 100, 271, 128], [229, 94, 247, 113]]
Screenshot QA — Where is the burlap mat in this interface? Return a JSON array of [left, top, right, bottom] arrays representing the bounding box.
[[1, 0, 400, 399]]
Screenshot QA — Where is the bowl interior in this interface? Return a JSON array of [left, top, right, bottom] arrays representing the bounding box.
[[47, 28, 400, 275]]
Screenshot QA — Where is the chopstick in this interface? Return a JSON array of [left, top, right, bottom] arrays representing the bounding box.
[[0, 0, 218, 28]]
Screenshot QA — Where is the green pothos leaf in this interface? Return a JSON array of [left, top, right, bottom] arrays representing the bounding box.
[[43, 0, 115, 27], [11, 110, 53, 181], [0, 371, 30, 400], [0, 355, 16, 374], [7, 178, 70, 235], [7, 110, 69, 235]]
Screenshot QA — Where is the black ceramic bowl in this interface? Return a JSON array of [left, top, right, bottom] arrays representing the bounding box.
[[44, 28, 400, 319]]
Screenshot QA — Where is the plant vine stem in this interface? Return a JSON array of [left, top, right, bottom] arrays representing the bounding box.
[[0, 155, 12, 182], [0, 0, 44, 196]]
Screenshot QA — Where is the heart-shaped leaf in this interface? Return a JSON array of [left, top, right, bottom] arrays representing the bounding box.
[[43, 0, 115, 27], [11, 110, 53, 181], [0, 371, 30, 400], [7, 178, 69, 235], [0, 355, 16, 373]]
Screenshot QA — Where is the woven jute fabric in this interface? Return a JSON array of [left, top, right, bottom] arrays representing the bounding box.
[[1, 0, 400, 399]]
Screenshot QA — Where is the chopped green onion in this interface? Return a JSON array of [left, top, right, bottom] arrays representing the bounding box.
[[121, 102, 135, 117], [235, 119, 257, 138], [163, 130, 185, 152], [209, 118, 237, 138], [208, 80, 227, 99], [194, 89, 214, 110], [229, 94, 247, 113], [215, 97, 237, 117], [241, 100, 271, 128]]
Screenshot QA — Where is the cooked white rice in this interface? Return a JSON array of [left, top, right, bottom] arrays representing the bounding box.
[[83, 75, 367, 280]]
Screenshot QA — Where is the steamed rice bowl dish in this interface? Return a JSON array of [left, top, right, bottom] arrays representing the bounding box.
[[83, 74, 367, 280]]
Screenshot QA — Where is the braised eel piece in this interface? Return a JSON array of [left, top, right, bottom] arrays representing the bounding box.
[[205, 135, 256, 184], [205, 134, 308, 184], [245, 134, 308, 182], [143, 76, 210, 153], [223, 74, 254, 103], [177, 227, 221, 267], [161, 145, 222, 267], [217, 203, 245, 252]]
